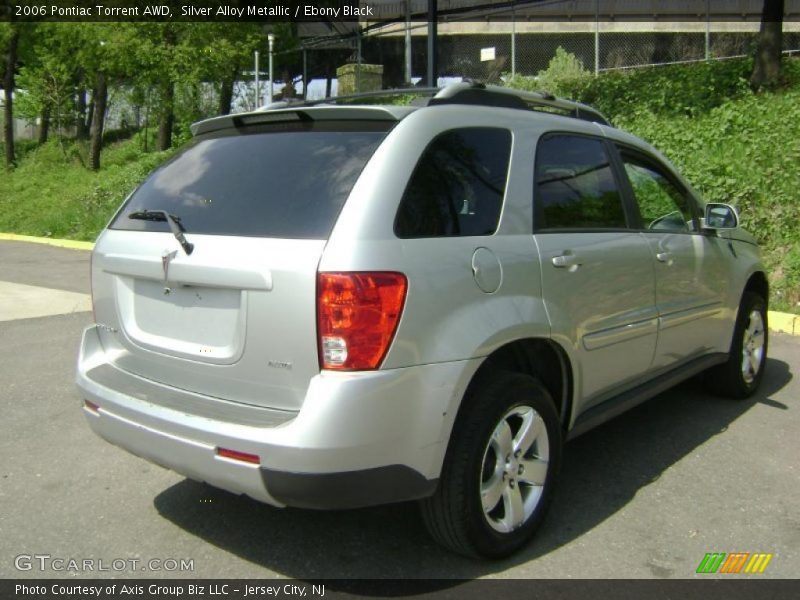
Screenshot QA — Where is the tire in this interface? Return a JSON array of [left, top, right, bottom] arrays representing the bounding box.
[[420, 371, 562, 559], [705, 291, 768, 399]]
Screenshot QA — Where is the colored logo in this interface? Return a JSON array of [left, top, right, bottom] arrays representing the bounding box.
[[696, 552, 773, 574]]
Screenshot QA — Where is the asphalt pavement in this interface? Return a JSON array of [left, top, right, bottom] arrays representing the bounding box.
[[0, 240, 798, 580]]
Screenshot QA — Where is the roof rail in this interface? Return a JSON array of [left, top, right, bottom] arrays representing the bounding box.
[[259, 81, 612, 127], [287, 87, 439, 107], [431, 82, 611, 126]]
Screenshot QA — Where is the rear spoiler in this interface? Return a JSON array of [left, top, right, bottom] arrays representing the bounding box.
[[190, 106, 412, 137]]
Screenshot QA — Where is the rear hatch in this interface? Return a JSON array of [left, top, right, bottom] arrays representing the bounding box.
[[91, 115, 392, 412]]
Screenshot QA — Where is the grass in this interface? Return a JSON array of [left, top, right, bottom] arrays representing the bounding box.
[[0, 133, 173, 241]]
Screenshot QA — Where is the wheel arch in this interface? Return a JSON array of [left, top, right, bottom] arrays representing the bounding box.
[[461, 337, 574, 430], [744, 271, 769, 307]]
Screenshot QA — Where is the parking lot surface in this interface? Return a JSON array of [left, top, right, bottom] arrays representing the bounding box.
[[0, 240, 798, 579]]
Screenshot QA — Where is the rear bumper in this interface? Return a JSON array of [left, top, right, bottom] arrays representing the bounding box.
[[76, 325, 479, 508]]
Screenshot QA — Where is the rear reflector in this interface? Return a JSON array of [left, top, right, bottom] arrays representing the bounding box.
[[317, 272, 407, 370], [216, 447, 261, 465], [84, 400, 100, 413]]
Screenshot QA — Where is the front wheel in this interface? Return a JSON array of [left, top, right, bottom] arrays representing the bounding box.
[[706, 291, 768, 399], [420, 372, 562, 558]]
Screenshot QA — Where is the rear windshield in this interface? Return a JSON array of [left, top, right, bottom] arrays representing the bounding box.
[[110, 121, 390, 239]]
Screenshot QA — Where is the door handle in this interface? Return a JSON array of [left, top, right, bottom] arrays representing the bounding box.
[[552, 253, 581, 269], [656, 251, 672, 263]]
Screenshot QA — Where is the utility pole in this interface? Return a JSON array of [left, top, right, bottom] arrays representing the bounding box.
[[254, 51, 260, 107], [705, 0, 711, 60], [268, 33, 275, 103], [405, 0, 412, 83], [427, 0, 438, 87]]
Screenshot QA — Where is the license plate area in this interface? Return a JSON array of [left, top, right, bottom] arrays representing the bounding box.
[[114, 276, 247, 364]]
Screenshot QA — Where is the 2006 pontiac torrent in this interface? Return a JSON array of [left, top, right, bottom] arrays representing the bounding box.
[[77, 82, 768, 558]]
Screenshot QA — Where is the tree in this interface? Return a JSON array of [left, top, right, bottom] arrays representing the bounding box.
[[15, 24, 82, 147], [157, 25, 177, 151], [181, 23, 264, 116], [750, 0, 785, 89], [88, 69, 106, 170], [3, 24, 19, 169], [78, 23, 137, 170], [218, 65, 238, 115]]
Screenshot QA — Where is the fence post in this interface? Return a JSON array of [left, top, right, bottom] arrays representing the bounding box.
[[405, 0, 412, 83], [356, 28, 362, 92], [254, 50, 260, 107], [267, 33, 274, 104], [511, 6, 516, 77], [594, 0, 600, 75], [705, 0, 711, 60], [302, 49, 308, 99]]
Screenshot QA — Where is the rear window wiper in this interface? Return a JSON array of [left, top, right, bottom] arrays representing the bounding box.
[[128, 210, 194, 255]]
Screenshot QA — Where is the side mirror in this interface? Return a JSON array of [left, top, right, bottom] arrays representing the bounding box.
[[702, 203, 739, 231]]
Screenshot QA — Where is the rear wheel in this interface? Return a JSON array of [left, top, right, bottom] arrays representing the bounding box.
[[420, 372, 562, 558], [705, 291, 768, 399]]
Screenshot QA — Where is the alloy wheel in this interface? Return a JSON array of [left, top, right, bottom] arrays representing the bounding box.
[[480, 405, 549, 533]]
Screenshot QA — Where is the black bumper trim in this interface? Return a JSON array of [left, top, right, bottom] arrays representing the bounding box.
[[262, 465, 438, 509]]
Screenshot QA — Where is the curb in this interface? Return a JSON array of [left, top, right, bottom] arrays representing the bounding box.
[[1, 233, 798, 335], [0, 232, 94, 251], [768, 311, 800, 336]]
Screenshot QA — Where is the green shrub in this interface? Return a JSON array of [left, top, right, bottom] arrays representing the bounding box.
[[505, 47, 592, 97], [507, 57, 753, 120]]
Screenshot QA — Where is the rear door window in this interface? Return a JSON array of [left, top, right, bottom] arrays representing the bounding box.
[[110, 121, 390, 239], [394, 127, 512, 238]]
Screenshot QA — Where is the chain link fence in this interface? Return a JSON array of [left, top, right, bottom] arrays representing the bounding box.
[[269, 0, 800, 100]]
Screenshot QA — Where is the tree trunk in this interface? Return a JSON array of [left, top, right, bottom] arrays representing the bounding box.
[[89, 71, 108, 171], [157, 26, 176, 151], [76, 85, 88, 140], [85, 90, 95, 138], [4, 26, 20, 170], [157, 79, 174, 151], [38, 104, 51, 145], [143, 100, 149, 153], [750, 0, 785, 89], [218, 66, 237, 115]]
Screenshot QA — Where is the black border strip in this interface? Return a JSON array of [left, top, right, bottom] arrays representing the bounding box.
[[3, 0, 799, 23], [3, 579, 800, 600]]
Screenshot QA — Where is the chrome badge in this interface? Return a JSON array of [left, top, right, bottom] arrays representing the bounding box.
[[161, 249, 177, 294]]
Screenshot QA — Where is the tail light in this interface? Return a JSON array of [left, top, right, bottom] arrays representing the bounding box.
[[317, 272, 408, 370]]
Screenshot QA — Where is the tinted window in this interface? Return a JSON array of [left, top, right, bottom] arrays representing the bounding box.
[[394, 128, 511, 238], [620, 153, 695, 232], [110, 124, 388, 239], [535, 135, 627, 229]]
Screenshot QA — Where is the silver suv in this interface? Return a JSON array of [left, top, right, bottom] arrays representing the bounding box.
[[76, 82, 768, 558]]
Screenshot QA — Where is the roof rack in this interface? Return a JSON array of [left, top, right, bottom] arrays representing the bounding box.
[[260, 81, 611, 127]]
